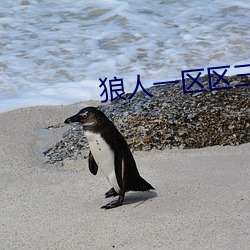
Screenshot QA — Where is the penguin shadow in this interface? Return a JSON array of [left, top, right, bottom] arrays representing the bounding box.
[[122, 190, 157, 208]]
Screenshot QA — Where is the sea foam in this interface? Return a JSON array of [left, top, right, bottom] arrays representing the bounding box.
[[0, 0, 249, 112]]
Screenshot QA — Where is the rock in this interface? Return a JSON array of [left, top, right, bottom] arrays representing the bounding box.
[[43, 74, 250, 164]]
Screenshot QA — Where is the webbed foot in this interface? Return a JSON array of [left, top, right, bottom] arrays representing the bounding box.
[[105, 187, 118, 198], [101, 196, 124, 209]]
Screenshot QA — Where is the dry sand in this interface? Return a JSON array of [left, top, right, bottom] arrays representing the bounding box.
[[0, 102, 249, 250]]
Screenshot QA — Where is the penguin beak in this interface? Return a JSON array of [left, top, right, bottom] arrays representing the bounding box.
[[64, 114, 81, 124]]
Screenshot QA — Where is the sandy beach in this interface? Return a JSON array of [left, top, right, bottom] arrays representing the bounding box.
[[0, 102, 249, 249]]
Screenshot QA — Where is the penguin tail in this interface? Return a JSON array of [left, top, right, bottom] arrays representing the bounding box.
[[131, 176, 154, 192]]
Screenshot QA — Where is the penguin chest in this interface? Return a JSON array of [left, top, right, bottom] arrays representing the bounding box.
[[85, 131, 121, 192]]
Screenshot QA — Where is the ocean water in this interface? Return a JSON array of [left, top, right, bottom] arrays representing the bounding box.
[[0, 0, 249, 112]]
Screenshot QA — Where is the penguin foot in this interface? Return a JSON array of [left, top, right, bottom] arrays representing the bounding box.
[[105, 187, 118, 198], [101, 196, 124, 209]]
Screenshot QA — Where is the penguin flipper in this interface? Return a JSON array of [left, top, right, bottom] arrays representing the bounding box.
[[114, 146, 124, 190], [88, 151, 98, 175]]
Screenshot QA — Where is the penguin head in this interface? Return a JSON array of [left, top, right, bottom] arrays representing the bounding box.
[[65, 107, 109, 129]]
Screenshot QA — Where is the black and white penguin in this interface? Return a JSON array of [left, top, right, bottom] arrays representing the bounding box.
[[65, 107, 154, 209]]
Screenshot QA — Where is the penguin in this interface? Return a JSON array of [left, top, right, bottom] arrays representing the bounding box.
[[65, 107, 154, 209]]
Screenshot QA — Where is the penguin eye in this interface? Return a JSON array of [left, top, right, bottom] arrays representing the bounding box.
[[79, 112, 88, 119]]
